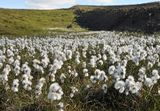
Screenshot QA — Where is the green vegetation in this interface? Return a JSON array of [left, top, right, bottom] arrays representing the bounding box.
[[0, 2, 159, 36], [0, 9, 85, 36]]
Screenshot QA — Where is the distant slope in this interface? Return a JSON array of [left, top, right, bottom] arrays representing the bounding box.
[[71, 2, 160, 9], [0, 2, 160, 36], [74, 2, 160, 34]]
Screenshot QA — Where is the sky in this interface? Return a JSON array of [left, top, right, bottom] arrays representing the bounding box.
[[0, 0, 158, 9]]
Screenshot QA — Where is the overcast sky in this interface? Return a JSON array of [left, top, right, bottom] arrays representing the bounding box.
[[0, 0, 158, 9]]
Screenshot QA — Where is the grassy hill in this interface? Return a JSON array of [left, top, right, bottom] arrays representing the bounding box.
[[0, 2, 160, 36], [0, 9, 84, 36]]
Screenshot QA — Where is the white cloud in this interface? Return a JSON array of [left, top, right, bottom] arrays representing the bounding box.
[[25, 0, 76, 9]]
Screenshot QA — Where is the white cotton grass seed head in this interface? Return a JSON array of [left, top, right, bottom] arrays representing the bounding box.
[[85, 84, 91, 90], [102, 84, 107, 93], [138, 67, 146, 75], [11, 79, 19, 92], [39, 77, 46, 84], [49, 73, 56, 82], [152, 70, 159, 77], [90, 75, 97, 84], [114, 80, 125, 93], [127, 75, 134, 82], [102, 54, 107, 61], [158, 88, 160, 95], [98, 60, 103, 66], [158, 62, 160, 67], [97, 71, 108, 82], [108, 65, 115, 75], [57, 102, 64, 111], [83, 68, 88, 74], [82, 62, 86, 68], [147, 62, 153, 69], [121, 59, 127, 67], [70, 93, 74, 98], [60, 73, 66, 83], [35, 77, 45, 98], [83, 68, 89, 77], [144, 78, 153, 87], [48, 82, 63, 101]]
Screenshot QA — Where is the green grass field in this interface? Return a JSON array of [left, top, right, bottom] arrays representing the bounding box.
[[0, 9, 85, 36]]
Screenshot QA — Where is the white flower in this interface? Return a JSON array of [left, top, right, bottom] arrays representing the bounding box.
[[90, 75, 97, 83], [66, 50, 73, 59], [129, 82, 142, 94], [75, 51, 80, 64], [70, 86, 79, 98], [113, 64, 126, 79], [89, 56, 97, 68], [127, 75, 134, 82], [1, 65, 11, 83], [11, 79, 19, 92], [35, 77, 46, 98], [70, 93, 74, 98], [82, 50, 87, 58], [152, 70, 160, 79], [97, 54, 102, 59], [41, 55, 50, 68], [150, 69, 160, 84], [22, 63, 31, 75], [21, 71, 32, 91], [158, 62, 160, 67], [17, 55, 21, 60], [70, 70, 78, 77], [138, 67, 146, 82], [158, 88, 160, 95], [108, 65, 115, 75], [114, 80, 125, 93], [147, 62, 153, 69], [102, 54, 107, 61], [102, 84, 107, 93], [83, 68, 89, 77], [75, 57, 80, 64], [39, 77, 46, 84], [82, 62, 86, 68], [33, 59, 41, 64], [48, 83, 63, 101], [121, 59, 127, 67], [3, 64, 11, 75], [35, 90, 42, 98], [14, 65, 21, 76], [0, 63, 3, 69], [98, 60, 103, 66], [8, 57, 14, 64], [22, 79, 32, 91], [7, 49, 14, 57], [49, 73, 56, 82], [144, 78, 153, 87], [132, 56, 140, 66], [13, 59, 21, 67], [57, 102, 64, 111], [83, 68, 88, 74], [96, 70, 108, 82], [60, 73, 66, 83]]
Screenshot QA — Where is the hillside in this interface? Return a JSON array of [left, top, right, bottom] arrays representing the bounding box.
[[0, 2, 160, 36], [0, 9, 83, 36], [74, 2, 160, 34]]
